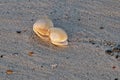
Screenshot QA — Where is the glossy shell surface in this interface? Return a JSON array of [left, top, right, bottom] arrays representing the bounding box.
[[49, 28, 68, 46], [33, 17, 54, 39]]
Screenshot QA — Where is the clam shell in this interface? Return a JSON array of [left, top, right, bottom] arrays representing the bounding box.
[[33, 17, 54, 39], [49, 28, 68, 46], [33, 25, 48, 39]]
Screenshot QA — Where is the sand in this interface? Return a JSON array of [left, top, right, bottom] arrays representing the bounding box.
[[0, 0, 120, 80]]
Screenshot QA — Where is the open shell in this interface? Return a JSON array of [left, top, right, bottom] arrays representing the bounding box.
[[33, 17, 54, 39], [49, 28, 68, 46]]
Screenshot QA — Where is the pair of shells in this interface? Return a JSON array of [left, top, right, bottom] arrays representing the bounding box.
[[33, 17, 68, 46]]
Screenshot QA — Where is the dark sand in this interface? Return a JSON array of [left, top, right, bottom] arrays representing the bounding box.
[[0, 0, 120, 80]]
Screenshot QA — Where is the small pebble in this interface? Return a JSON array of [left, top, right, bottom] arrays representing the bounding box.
[[0, 55, 4, 58], [50, 12, 53, 14], [51, 64, 58, 69], [114, 78, 118, 80], [115, 55, 119, 59], [78, 19, 81, 21], [6, 70, 13, 75], [66, 56, 69, 59], [89, 40, 96, 45], [41, 65, 43, 68], [99, 27, 104, 29], [88, 18, 91, 20], [12, 53, 19, 56], [105, 49, 112, 55], [112, 66, 116, 69], [89, 40, 93, 43], [28, 52, 34, 57], [91, 42, 96, 45], [16, 30, 21, 33], [31, 19, 34, 21]]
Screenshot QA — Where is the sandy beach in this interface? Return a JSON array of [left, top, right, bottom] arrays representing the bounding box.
[[0, 0, 120, 80]]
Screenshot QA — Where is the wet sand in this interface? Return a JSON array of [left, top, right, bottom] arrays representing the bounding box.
[[0, 0, 120, 80]]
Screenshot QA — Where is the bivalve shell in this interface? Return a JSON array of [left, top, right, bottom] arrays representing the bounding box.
[[33, 17, 54, 38], [49, 28, 68, 46]]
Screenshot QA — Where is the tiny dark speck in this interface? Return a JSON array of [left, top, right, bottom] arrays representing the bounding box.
[[112, 66, 116, 69], [31, 19, 34, 21], [50, 12, 53, 14], [66, 57, 69, 59], [115, 55, 119, 59], [0, 55, 3, 58], [99, 27, 104, 29], [78, 19, 81, 21], [91, 42, 96, 45], [16, 30, 21, 33], [114, 78, 118, 80], [88, 18, 91, 20], [41, 65, 43, 68]]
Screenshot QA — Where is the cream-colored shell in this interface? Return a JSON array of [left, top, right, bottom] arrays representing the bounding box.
[[33, 17, 54, 37], [49, 28, 68, 46]]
